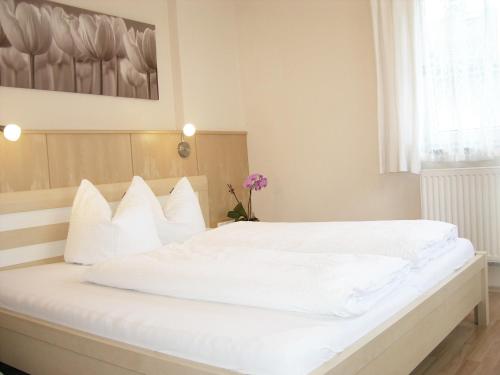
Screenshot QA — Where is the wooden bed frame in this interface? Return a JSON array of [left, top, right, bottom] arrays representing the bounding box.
[[0, 177, 490, 375]]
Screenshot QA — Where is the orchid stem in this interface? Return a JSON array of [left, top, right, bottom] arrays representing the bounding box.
[[227, 184, 241, 204], [248, 189, 252, 220]]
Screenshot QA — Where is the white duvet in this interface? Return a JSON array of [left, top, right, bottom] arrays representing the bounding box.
[[186, 220, 458, 267], [85, 245, 409, 318]]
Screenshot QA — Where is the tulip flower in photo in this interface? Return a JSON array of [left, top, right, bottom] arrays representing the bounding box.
[[71, 14, 116, 95], [0, 20, 8, 48], [0, 0, 14, 86], [0, 26, 8, 49], [43, 41, 66, 90], [0, 47, 28, 87], [75, 60, 92, 93], [120, 58, 146, 98], [112, 17, 127, 96], [123, 27, 157, 99], [51, 7, 80, 92], [0, 0, 158, 99], [0, 0, 14, 48], [0, 1, 52, 89]]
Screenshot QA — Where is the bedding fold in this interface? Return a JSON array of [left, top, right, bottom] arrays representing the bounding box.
[[185, 220, 458, 267], [84, 245, 409, 318]]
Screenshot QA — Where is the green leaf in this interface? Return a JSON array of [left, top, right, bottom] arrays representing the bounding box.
[[227, 210, 240, 219], [233, 202, 248, 218], [227, 202, 248, 221]]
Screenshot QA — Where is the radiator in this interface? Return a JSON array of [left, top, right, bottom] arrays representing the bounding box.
[[420, 167, 500, 262]]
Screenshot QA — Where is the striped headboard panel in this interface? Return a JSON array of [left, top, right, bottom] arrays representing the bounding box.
[[0, 176, 209, 270]]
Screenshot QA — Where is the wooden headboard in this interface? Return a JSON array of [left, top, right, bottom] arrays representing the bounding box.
[[0, 130, 250, 227], [0, 176, 209, 270]]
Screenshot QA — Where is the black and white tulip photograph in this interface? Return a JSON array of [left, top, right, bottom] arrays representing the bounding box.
[[0, 0, 159, 99]]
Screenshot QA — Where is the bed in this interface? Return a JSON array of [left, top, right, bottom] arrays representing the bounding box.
[[0, 176, 490, 375]]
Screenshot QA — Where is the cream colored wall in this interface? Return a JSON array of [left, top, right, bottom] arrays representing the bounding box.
[[0, 0, 420, 221], [236, 0, 421, 221], [0, 0, 247, 132], [176, 0, 245, 130], [0, 0, 178, 130]]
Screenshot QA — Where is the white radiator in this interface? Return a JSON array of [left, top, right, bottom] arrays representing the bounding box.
[[420, 167, 500, 262]]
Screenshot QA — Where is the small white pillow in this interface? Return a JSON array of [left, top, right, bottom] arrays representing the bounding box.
[[64, 178, 162, 265], [135, 176, 206, 244]]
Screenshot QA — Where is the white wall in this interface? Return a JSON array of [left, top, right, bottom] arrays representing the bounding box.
[[236, 0, 421, 221]]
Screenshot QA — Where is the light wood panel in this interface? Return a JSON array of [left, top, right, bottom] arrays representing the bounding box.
[[0, 308, 232, 375], [0, 176, 210, 269], [0, 134, 49, 193], [0, 130, 249, 227], [0, 256, 63, 271], [196, 134, 249, 227], [311, 253, 489, 375], [25, 130, 247, 135], [0, 176, 209, 225], [0, 223, 68, 251], [131, 133, 198, 179], [46, 134, 134, 188]]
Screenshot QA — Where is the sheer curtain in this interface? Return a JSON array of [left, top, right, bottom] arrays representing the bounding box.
[[371, 0, 500, 172], [419, 0, 500, 162]]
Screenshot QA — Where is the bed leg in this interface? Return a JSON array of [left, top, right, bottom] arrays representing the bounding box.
[[474, 253, 489, 327]]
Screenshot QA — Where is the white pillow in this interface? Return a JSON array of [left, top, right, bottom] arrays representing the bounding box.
[[135, 176, 206, 244], [64, 178, 162, 265]]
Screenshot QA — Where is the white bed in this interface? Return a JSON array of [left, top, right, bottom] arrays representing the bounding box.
[[0, 177, 489, 375], [0, 239, 474, 375]]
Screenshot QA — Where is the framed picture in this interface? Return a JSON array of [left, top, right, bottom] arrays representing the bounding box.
[[0, 0, 159, 99]]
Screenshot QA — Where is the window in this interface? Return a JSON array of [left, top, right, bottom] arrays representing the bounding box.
[[419, 0, 500, 162]]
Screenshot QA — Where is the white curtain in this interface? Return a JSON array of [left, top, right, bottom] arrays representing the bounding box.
[[419, 0, 500, 162], [371, 0, 500, 172], [371, 0, 422, 173]]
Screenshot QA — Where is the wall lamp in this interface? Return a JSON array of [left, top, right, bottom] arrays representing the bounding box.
[[0, 124, 22, 142], [178, 123, 196, 158]]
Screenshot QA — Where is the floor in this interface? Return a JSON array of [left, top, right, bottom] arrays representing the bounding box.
[[412, 291, 500, 375]]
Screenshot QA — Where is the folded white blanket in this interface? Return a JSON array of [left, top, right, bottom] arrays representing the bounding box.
[[85, 246, 409, 318], [186, 220, 458, 267]]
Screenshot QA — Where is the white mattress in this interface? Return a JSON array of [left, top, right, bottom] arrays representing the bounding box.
[[0, 239, 474, 375]]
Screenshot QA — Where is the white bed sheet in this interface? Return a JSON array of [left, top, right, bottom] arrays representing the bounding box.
[[0, 239, 474, 375]]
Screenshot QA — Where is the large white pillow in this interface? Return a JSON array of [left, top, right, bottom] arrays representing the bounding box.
[[135, 176, 206, 244], [64, 178, 162, 265]]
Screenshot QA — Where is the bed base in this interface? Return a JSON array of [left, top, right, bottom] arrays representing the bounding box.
[[0, 253, 489, 375]]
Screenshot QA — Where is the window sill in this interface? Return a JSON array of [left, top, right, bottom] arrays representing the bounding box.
[[422, 159, 500, 170]]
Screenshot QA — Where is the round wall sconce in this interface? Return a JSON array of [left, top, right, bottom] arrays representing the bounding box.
[[1, 124, 22, 142], [178, 123, 196, 158]]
